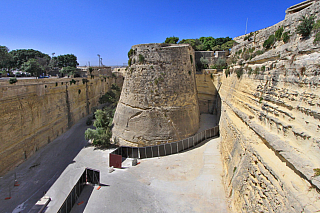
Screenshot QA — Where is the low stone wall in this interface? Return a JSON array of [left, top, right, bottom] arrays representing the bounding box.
[[0, 76, 123, 176]]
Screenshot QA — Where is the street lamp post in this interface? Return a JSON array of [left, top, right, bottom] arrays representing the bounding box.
[[97, 54, 100, 67]]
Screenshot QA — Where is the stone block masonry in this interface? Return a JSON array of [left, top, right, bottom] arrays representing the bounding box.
[[0, 76, 123, 176], [112, 43, 200, 146]]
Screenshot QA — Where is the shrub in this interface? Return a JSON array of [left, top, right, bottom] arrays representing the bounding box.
[[150, 65, 153, 69], [313, 20, 320, 31], [164, 36, 179, 44], [275, 26, 284, 40], [139, 54, 145, 64], [216, 58, 227, 69], [248, 67, 253, 75], [128, 49, 134, 58], [282, 32, 290, 43], [128, 58, 132, 66], [261, 65, 266, 72], [314, 168, 320, 176], [82, 79, 89, 84], [200, 57, 209, 69], [9, 77, 17, 84], [236, 68, 243, 79], [263, 35, 275, 49], [243, 32, 253, 41], [314, 32, 320, 45], [254, 67, 260, 75], [296, 15, 315, 38], [70, 79, 76, 85], [254, 50, 264, 57], [225, 69, 230, 78]]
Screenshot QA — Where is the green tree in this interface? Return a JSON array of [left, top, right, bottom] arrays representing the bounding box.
[[9, 49, 50, 69], [60, 66, 77, 75], [56, 54, 79, 68], [296, 15, 315, 38], [200, 57, 209, 69], [20, 58, 44, 77], [0, 46, 13, 72], [221, 40, 235, 50], [164, 36, 179, 44], [216, 58, 227, 69]]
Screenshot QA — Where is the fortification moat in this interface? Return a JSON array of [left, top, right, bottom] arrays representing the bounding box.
[[112, 43, 200, 146]]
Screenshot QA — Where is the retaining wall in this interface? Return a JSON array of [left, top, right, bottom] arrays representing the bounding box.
[[0, 76, 123, 176]]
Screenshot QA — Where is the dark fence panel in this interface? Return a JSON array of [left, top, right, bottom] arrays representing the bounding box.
[[109, 126, 219, 161], [145, 147, 152, 158], [152, 146, 159, 157], [164, 144, 171, 155], [139, 147, 146, 159], [87, 168, 100, 185], [58, 168, 100, 213], [177, 140, 183, 152], [159, 144, 165, 156], [171, 142, 178, 154], [131, 148, 139, 158]]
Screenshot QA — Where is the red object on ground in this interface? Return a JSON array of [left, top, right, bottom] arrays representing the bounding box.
[[137, 162, 141, 165], [109, 153, 122, 168], [77, 201, 84, 205], [97, 186, 101, 190], [14, 182, 20, 186], [5, 197, 11, 200]]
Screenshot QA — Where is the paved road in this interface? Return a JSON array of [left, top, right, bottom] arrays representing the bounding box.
[[0, 77, 37, 80], [0, 114, 228, 213], [0, 115, 91, 213]]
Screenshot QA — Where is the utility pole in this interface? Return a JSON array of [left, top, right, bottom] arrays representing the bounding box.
[[97, 54, 100, 67], [100, 58, 103, 66]]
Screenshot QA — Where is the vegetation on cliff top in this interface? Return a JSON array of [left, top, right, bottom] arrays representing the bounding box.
[[296, 15, 315, 38], [164, 36, 235, 51], [0, 46, 79, 77]]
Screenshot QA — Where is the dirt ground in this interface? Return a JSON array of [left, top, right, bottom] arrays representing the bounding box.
[[1, 114, 228, 213]]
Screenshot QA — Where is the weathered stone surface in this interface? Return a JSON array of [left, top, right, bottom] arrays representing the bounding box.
[[0, 76, 123, 176], [217, 1, 320, 212], [113, 43, 200, 146]]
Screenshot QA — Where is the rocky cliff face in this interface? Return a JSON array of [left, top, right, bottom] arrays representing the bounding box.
[[218, 0, 320, 212], [113, 43, 200, 146], [0, 77, 123, 176]]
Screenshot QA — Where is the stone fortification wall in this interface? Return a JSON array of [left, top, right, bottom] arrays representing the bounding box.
[[219, 1, 320, 212], [112, 43, 200, 146], [0, 76, 123, 176]]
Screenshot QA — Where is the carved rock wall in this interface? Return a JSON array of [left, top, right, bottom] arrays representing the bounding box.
[[0, 77, 123, 176], [113, 43, 200, 146], [219, 1, 320, 212]]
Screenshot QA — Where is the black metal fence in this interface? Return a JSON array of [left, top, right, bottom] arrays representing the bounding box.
[[111, 126, 219, 159], [57, 168, 100, 213]]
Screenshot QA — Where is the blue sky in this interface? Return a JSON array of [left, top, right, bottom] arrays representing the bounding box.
[[1, 0, 302, 66]]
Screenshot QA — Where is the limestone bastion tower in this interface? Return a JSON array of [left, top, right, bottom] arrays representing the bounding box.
[[112, 43, 200, 147]]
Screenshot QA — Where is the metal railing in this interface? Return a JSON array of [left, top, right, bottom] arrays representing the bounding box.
[[110, 126, 219, 160]]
